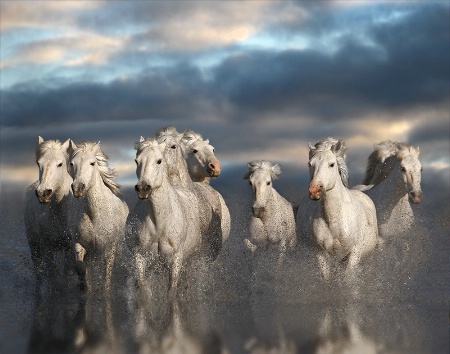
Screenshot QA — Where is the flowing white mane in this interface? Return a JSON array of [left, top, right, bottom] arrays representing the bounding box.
[[155, 126, 182, 143], [243, 160, 282, 181], [71, 141, 121, 196], [363, 140, 420, 185], [309, 137, 349, 187]]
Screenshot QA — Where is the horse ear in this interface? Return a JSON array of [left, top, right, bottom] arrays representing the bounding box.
[[62, 139, 70, 151], [272, 163, 282, 176], [333, 139, 345, 154], [140, 136, 145, 142], [38, 136, 44, 144], [416, 146, 420, 154], [69, 139, 78, 150], [308, 142, 315, 150]]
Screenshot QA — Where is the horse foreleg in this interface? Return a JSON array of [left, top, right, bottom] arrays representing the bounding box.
[[134, 253, 146, 289], [168, 252, 183, 300], [345, 245, 361, 279], [105, 246, 116, 296], [317, 251, 331, 280]]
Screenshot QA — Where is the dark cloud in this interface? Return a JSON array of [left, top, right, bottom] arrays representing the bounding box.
[[213, 3, 449, 121]]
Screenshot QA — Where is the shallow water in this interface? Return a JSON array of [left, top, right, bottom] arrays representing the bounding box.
[[0, 183, 448, 354]]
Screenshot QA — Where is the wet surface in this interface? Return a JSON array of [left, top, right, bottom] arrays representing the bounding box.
[[0, 184, 448, 354]]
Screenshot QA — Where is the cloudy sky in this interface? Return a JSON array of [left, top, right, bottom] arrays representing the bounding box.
[[1, 0, 449, 197]]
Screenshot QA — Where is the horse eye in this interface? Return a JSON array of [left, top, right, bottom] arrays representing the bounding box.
[[266, 181, 271, 185], [70, 162, 74, 166], [307, 162, 312, 168], [213, 149, 215, 153], [401, 167, 406, 172], [134, 159, 138, 165], [157, 159, 162, 165], [248, 181, 252, 186], [90, 162, 95, 166], [57, 162, 63, 167], [329, 163, 335, 168], [171, 145, 176, 149], [193, 149, 198, 154]]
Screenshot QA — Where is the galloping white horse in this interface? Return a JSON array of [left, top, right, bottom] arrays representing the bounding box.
[[182, 129, 231, 243], [357, 140, 423, 240], [243, 161, 296, 265], [24, 137, 77, 286], [155, 126, 226, 260], [69, 141, 129, 292], [297, 138, 379, 280], [130, 137, 202, 296]]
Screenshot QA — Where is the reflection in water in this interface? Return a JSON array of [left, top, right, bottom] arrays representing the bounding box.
[[14, 191, 447, 354]]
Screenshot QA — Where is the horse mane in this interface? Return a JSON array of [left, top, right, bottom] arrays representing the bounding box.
[[243, 160, 282, 181], [362, 140, 398, 184], [309, 137, 349, 187], [135, 137, 160, 155], [155, 126, 182, 143], [72, 141, 122, 197], [36, 139, 69, 160], [396, 143, 420, 160], [182, 129, 203, 146]]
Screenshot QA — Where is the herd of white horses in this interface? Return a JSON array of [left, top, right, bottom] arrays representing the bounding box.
[[24, 126, 423, 297]]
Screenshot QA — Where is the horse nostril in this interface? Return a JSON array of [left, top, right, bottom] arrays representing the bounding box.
[[135, 185, 140, 192], [43, 189, 52, 198]]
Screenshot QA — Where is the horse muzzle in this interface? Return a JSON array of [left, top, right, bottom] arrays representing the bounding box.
[[135, 182, 152, 200], [207, 160, 222, 178], [309, 183, 322, 200], [35, 189, 53, 204], [409, 190, 423, 204], [72, 183, 86, 198], [252, 206, 265, 218]]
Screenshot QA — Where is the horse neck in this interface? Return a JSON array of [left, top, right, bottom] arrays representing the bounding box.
[[85, 171, 118, 217], [54, 171, 73, 204], [321, 177, 352, 217], [374, 160, 408, 203], [147, 175, 177, 222]]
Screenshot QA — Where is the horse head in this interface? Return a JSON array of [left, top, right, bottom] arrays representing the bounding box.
[[182, 130, 222, 181], [70, 141, 103, 198], [397, 144, 423, 204], [35, 136, 71, 204], [244, 160, 281, 218], [134, 137, 165, 199], [308, 138, 348, 200]]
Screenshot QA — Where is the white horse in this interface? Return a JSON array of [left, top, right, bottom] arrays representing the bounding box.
[[24, 136, 77, 286], [181, 128, 231, 243], [243, 161, 296, 265], [69, 141, 129, 292], [296, 138, 379, 280], [155, 126, 226, 260], [130, 137, 202, 296], [355, 140, 423, 240]]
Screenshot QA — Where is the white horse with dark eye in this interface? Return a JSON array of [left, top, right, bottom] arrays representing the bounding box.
[[355, 140, 423, 240], [130, 138, 201, 297], [24, 136, 77, 287], [243, 161, 296, 265], [297, 138, 379, 280], [69, 141, 129, 292], [182, 129, 231, 244]]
